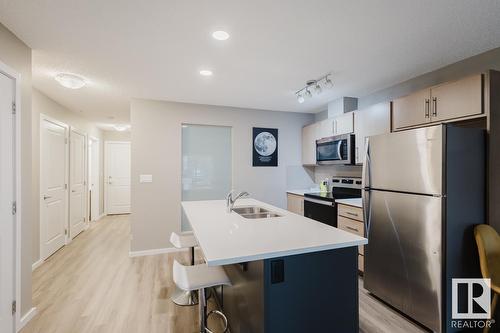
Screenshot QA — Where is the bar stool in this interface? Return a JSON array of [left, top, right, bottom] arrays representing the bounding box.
[[474, 224, 500, 332], [170, 231, 199, 306], [173, 259, 232, 333]]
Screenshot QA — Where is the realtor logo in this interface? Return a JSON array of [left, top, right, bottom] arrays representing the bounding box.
[[452, 278, 491, 319]]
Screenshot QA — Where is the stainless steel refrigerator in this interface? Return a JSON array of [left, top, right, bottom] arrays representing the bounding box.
[[362, 124, 485, 333]]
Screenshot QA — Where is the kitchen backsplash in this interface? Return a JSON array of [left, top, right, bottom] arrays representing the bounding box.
[[314, 165, 362, 183]]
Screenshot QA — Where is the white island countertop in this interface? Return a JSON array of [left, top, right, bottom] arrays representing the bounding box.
[[182, 198, 367, 266]]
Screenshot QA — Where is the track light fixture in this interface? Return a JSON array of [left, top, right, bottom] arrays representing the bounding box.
[[295, 74, 333, 103]]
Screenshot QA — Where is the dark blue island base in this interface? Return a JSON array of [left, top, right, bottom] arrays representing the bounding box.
[[219, 246, 359, 333]]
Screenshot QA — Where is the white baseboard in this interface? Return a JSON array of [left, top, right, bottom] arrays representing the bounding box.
[[91, 213, 106, 222], [129, 247, 183, 258], [17, 307, 37, 332], [32, 259, 43, 271]]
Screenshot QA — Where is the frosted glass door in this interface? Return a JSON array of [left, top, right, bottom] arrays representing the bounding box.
[[181, 124, 232, 230]]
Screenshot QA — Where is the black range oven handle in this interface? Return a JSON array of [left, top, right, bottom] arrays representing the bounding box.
[[304, 197, 335, 206]]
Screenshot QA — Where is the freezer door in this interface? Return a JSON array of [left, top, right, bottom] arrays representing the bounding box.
[[365, 125, 442, 195], [364, 189, 442, 332]]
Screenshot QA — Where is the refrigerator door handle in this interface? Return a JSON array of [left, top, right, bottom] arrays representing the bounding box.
[[362, 189, 371, 236], [361, 137, 371, 189]]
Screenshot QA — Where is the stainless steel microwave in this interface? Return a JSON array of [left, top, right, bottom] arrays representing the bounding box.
[[316, 134, 355, 165]]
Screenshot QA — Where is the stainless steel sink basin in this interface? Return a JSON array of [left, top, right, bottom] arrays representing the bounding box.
[[232, 206, 283, 219], [240, 212, 283, 219], [232, 206, 270, 215]]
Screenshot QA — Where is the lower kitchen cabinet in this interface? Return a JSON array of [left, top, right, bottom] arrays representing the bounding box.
[[337, 204, 365, 272], [287, 193, 304, 215]]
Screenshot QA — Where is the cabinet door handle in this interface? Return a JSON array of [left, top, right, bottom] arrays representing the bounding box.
[[424, 99, 430, 118], [345, 226, 360, 232], [432, 97, 437, 117], [346, 211, 359, 217]]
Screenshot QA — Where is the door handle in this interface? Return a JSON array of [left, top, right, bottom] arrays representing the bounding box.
[[43, 195, 51, 200], [424, 99, 430, 118], [432, 97, 437, 117]]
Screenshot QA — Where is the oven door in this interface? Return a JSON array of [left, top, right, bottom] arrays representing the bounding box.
[[303, 198, 338, 227], [316, 136, 349, 165]]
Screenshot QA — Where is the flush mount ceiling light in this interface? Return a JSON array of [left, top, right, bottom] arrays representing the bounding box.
[[295, 74, 333, 103], [54, 73, 86, 89], [212, 30, 230, 41], [199, 69, 213, 76], [113, 124, 130, 132]]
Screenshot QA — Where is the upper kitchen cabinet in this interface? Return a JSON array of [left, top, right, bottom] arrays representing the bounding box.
[[334, 112, 354, 135], [392, 88, 431, 129], [392, 74, 484, 130], [354, 102, 390, 164], [302, 122, 319, 165], [429, 74, 483, 122], [317, 118, 334, 138]]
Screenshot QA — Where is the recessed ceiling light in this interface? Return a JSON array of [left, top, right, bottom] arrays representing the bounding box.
[[54, 73, 86, 89], [199, 69, 213, 76], [212, 30, 230, 41]]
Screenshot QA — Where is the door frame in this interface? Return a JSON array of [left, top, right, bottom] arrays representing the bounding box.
[[0, 60, 25, 331], [68, 126, 88, 240], [39, 114, 70, 253], [104, 141, 130, 215], [88, 136, 100, 222]]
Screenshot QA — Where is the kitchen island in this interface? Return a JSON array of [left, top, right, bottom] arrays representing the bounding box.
[[182, 198, 367, 333]]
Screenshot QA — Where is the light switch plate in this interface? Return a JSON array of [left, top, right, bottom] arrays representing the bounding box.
[[140, 174, 153, 183]]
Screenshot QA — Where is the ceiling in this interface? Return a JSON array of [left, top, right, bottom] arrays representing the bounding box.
[[1, 0, 500, 124]]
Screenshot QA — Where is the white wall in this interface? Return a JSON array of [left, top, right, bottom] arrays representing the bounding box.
[[103, 130, 131, 142], [0, 22, 33, 318], [130, 99, 314, 252], [32, 88, 104, 263]]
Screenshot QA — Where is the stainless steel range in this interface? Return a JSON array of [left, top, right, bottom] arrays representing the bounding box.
[[304, 177, 361, 227]]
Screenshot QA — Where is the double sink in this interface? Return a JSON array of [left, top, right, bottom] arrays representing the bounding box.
[[232, 206, 282, 219]]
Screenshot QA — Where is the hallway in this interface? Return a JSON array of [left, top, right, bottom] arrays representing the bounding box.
[[21, 215, 220, 333]]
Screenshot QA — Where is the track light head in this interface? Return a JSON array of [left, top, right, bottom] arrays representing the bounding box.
[[297, 94, 305, 104], [304, 89, 312, 98], [314, 83, 322, 94], [324, 77, 333, 89]]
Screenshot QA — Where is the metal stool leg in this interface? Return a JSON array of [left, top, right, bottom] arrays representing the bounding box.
[[199, 288, 207, 333], [199, 287, 229, 333]]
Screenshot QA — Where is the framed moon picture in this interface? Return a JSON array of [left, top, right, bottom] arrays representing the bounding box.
[[252, 127, 278, 167]]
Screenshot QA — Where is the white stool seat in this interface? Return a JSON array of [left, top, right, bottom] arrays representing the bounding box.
[[170, 231, 198, 249], [173, 260, 232, 292]]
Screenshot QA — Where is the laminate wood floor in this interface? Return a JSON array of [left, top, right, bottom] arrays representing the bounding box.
[[22, 215, 427, 333]]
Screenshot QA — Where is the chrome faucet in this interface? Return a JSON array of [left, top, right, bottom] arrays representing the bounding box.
[[226, 190, 249, 213]]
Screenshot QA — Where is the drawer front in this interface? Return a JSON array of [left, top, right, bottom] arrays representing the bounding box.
[[338, 204, 363, 222], [338, 216, 364, 237], [338, 216, 365, 255], [358, 255, 364, 273]]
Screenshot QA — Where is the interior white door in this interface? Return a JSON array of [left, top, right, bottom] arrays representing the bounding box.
[[89, 139, 100, 221], [0, 72, 14, 333], [40, 116, 68, 260], [105, 142, 131, 214], [69, 128, 87, 239]]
